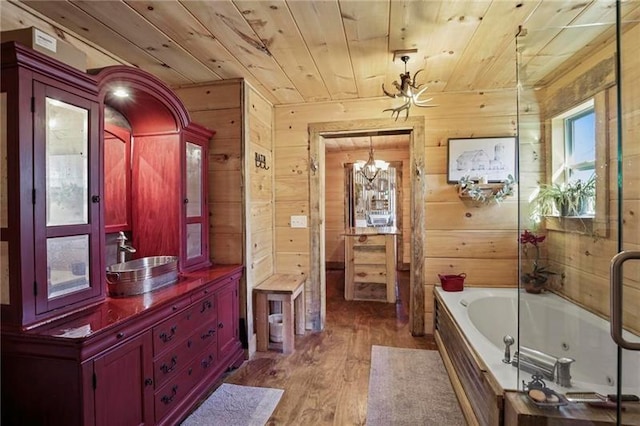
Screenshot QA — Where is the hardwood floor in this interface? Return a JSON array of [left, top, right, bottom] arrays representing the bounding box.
[[224, 269, 436, 425]]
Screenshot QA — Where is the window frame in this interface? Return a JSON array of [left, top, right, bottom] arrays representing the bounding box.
[[547, 95, 609, 236]]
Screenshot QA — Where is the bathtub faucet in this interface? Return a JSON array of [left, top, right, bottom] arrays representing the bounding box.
[[502, 335, 515, 364], [555, 357, 575, 387], [116, 231, 136, 263]]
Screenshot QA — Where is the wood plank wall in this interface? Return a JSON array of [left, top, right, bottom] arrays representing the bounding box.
[[325, 147, 410, 267], [174, 80, 276, 353], [173, 81, 244, 266], [274, 92, 519, 334]]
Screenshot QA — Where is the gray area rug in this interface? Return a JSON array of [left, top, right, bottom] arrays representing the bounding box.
[[181, 383, 283, 426], [366, 345, 466, 425]]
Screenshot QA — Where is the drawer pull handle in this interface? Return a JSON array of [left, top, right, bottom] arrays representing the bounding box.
[[172, 305, 178, 311], [144, 378, 153, 387], [201, 355, 214, 369], [218, 322, 224, 329], [201, 329, 216, 340], [116, 332, 125, 339], [161, 385, 178, 405], [187, 339, 193, 348], [200, 300, 212, 313], [160, 356, 178, 374], [159, 325, 177, 343]]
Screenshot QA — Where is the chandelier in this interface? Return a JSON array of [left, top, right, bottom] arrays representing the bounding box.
[[354, 137, 388, 183], [382, 51, 437, 121]]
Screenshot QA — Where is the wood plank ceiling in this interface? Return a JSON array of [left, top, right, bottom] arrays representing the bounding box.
[[7, 1, 640, 151]]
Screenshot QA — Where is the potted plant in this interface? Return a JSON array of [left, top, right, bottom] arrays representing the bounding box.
[[520, 230, 555, 293], [530, 175, 595, 218]]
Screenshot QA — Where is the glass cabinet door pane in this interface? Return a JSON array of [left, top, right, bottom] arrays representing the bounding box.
[[46, 97, 89, 226], [47, 235, 90, 299], [1, 93, 7, 305], [185, 142, 202, 218], [1, 93, 7, 230], [186, 223, 202, 259]]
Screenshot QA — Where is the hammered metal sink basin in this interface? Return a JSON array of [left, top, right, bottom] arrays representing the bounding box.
[[106, 256, 179, 297]]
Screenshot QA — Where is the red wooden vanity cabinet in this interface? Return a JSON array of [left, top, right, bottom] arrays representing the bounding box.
[[93, 65, 213, 272], [1, 265, 244, 426], [1, 41, 244, 425], [1, 41, 104, 329]]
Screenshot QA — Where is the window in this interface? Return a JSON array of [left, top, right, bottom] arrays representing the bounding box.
[[565, 107, 596, 184], [550, 99, 596, 217]]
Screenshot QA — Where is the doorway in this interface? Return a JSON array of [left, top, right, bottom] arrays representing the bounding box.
[[344, 158, 404, 270], [308, 117, 425, 334]]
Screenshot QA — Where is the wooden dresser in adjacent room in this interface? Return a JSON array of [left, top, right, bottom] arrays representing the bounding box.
[[344, 227, 399, 303]]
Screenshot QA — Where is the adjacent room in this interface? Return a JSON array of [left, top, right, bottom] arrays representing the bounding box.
[[1, 1, 639, 425]]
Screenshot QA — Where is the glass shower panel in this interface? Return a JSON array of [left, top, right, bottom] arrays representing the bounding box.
[[617, 7, 640, 424], [46, 97, 89, 226], [517, 2, 640, 422]]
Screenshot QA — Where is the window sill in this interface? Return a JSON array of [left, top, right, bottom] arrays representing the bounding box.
[[544, 216, 595, 235]]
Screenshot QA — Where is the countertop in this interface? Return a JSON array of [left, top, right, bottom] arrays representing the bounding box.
[[343, 226, 400, 236], [7, 264, 243, 341]]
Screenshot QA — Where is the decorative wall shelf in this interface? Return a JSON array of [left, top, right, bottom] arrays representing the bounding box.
[[458, 183, 504, 199], [456, 175, 516, 205]]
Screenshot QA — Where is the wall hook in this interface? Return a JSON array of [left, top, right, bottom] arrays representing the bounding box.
[[255, 152, 269, 170]]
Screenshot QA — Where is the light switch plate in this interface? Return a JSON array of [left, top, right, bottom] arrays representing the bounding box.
[[290, 215, 307, 228]]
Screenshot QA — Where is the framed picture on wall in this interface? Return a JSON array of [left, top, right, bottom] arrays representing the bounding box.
[[447, 136, 517, 183]]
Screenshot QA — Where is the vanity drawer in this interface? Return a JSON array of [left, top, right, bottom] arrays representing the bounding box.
[[154, 346, 218, 421], [153, 320, 218, 387], [191, 294, 216, 324], [190, 273, 239, 301], [352, 234, 385, 247], [152, 305, 196, 356]]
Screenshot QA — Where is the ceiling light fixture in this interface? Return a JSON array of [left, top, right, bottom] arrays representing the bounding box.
[[112, 88, 129, 98], [382, 51, 437, 121], [354, 136, 388, 183]]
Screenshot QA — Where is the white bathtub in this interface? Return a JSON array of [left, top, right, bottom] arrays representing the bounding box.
[[435, 287, 640, 396]]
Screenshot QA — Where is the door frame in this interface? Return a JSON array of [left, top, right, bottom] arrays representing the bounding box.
[[308, 117, 425, 334]]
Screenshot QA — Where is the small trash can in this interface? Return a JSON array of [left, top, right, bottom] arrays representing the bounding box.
[[269, 314, 283, 343]]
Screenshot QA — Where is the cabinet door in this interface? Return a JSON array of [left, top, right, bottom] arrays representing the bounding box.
[[33, 82, 102, 314], [216, 279, 240, 356], [93, 332, 154, 426], [181, 133, 210, 271]]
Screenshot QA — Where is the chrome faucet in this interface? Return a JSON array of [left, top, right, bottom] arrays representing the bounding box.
[[116, 231, 136, 263], [555, 357, 575, 387], [502, 335, 515, 363]]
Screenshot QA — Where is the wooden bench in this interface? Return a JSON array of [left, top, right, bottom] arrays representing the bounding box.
[[254, 274, 306, 354]]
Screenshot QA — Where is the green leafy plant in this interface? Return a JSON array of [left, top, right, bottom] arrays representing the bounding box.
[[530, 174, 595, 219], [458, 174, 515, 204]]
